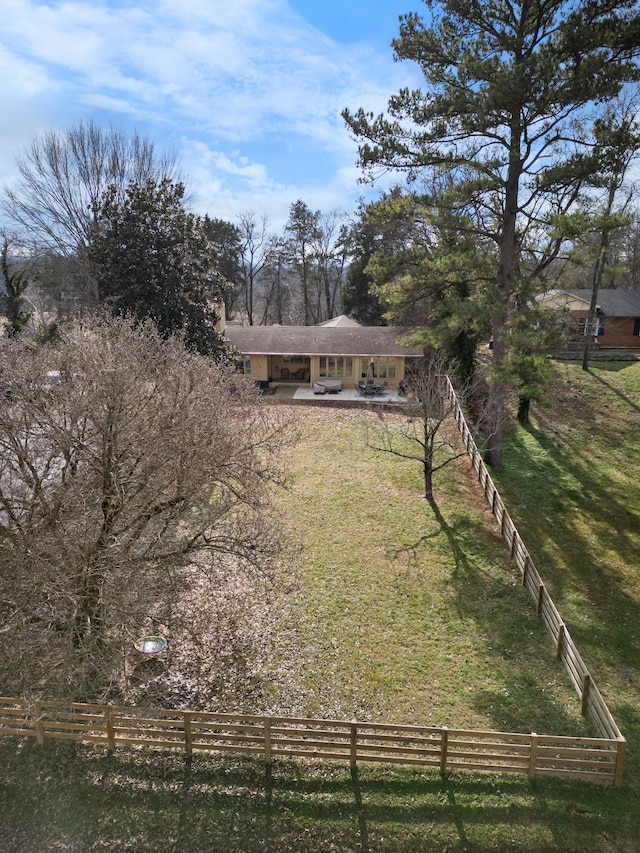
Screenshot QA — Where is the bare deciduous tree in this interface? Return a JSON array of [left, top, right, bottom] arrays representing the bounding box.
[[259, 236, 294, 325], [236, 211, 271, 325], [3, 120, 178, 256], [314, 212, 348, 322], [0, 314, 293, 703], [366, 353, 476, 501]]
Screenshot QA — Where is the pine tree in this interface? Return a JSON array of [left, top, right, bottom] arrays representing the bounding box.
[[344, 0, 640, 467]]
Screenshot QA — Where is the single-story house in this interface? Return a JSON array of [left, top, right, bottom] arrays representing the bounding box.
[[222, 316, 423, 389], [538, 289, 640, 349]]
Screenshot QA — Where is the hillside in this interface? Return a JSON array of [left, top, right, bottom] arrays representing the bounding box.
[[493, 359, 640, 786]]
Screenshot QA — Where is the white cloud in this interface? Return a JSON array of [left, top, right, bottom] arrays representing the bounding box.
[[0, 43, 53, 97], [0, 0, 420, 228]]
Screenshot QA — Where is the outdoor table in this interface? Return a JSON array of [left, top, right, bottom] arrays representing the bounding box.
[[316, 379, 342, 393]]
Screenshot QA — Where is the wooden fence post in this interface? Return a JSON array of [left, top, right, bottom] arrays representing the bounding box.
[[580, 674, 591, 716], [350, 724, 358, 770], [33, 703, 44, 746], [440, 727, 449, 774], [510, 530, 518, 560], [522, 555, 530, 587], [184, 713, 192, 757], [614, 738, 627, 788], [528, 733, 538, 780], [537, 584, 545, 617], [105, 708, 115, 751], [556, 623, 565, 660], [264, 717, 272, 764]]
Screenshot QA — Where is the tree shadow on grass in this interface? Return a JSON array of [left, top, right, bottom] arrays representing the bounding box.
[[2, 739, 639, 853], [483, 409, 640, 785], [424, 496, 595, 738], [494, 421, 640, 692], [587, 365, 640, 414]]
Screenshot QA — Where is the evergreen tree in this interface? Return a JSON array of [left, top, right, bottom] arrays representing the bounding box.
[[345, 192, 413, 326], [284, 200, 321, 325], [90, 179, 227, 357], [344, 0, 640, 467], [202, 215, 243, 313], [579, 99, 640, 369], [1, 239, 31, 337], [362, 187, 495, 384]]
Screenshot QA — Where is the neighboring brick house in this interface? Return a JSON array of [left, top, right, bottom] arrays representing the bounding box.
[[539, 289, 640, 349]]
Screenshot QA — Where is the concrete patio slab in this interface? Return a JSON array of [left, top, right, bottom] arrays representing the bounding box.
[[292, 386, 405, 404]]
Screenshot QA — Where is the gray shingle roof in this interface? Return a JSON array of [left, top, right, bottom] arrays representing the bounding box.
[[223, 324, 423, 357], [568, 289, 640, 316]]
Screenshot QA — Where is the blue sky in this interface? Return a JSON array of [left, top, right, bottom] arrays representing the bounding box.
[[1, 0, 423, 232]]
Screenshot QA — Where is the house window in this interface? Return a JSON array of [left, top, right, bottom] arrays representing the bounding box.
[[236, 357, 251, 375], [319, 356, 353, 379], [634, 318, 640, 336], [361, 358, 397, 380], [579, 317, 605, 337]]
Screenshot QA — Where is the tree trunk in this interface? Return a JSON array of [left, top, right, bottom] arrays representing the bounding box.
[[484, 306, 508, 469], [582, 183, 615, 371], [486, 114, 522, 470], [424, 460, 433, 500], [72, 565, 105, 648], [517, 396, 531, 425], [483, 379, 505, 470]]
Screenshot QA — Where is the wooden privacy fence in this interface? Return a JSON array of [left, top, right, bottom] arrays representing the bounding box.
[[443, 377, 625, 772], [0, 697, 625, 786]]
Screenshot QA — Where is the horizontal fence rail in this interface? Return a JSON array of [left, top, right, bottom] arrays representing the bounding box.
[[444, 377, 625, 780], [0, 697, 624, 786]]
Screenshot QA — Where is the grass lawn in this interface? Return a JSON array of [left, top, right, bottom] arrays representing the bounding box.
[[271, 406, 595, 736], [0, 361, 638, 851]]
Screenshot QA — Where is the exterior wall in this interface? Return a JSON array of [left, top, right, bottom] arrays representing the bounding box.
[[598, 316, 640, 348], [214, 302, 226, 334], [244, 353, 412, 386], [539, 293, 640, 348], [567, 311, 640, 348], [248, 355, 269, 381], [272, 357, 311, 382], [310, 355, 406, 388], [566, 309, 602, 341], [542, 294, 590, 311]]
